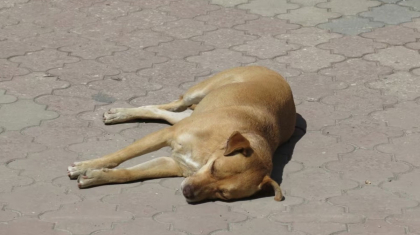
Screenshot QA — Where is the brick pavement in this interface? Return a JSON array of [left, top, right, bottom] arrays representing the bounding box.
[[1, 0, 420, 234]]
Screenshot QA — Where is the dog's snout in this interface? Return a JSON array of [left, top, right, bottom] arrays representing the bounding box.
[[182, 185, 194, 199]]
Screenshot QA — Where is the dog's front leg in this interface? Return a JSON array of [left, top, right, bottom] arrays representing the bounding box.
[[77, 157, 183, 188], [68, 127, 173, 179]]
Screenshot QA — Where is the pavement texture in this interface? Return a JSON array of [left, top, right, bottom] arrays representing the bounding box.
[[1, 0, 420, 234]]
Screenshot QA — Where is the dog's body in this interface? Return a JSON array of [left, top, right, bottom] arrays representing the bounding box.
[[68, 66, 296, 202]]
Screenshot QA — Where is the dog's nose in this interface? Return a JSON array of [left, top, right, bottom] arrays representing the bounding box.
[[182, 185, 194, 199]]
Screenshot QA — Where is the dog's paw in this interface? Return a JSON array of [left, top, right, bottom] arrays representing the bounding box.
[[67, 162, 89, 179], [103, 108, 129, 124], [77, 168, 108, 188]]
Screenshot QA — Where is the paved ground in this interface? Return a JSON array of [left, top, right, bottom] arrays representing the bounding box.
[[1, 0, 420, 234]]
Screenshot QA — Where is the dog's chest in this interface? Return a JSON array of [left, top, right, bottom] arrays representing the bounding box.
[[171, 133, 205, 175]]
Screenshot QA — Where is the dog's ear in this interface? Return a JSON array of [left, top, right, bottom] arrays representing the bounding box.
[[224, 131, 253, 156], [258, 175, 283, 201]]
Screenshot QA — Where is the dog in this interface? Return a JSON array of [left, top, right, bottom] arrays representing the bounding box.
[[67, 66, 296, 203]]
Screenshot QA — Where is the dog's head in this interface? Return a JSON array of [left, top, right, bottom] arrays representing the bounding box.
[[180, 131, 282, 203]]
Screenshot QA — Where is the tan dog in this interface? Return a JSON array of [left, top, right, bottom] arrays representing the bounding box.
[[67, 66, 296, 202]]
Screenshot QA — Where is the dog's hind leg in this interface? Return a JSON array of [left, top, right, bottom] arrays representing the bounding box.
[[103, 106, 193, 125], [68, 127, 173, 179], [77, 157, 182, 188]]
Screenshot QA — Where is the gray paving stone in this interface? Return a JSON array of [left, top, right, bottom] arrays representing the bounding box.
[[360, 4, 420, 24], [153, 19, 217, 39], [318, 0, 381, 15], [238, 0, 299, 16], [278, 6, 341, 26], [232, 36, 300, 59], [318, 16, 385, 35], [364, 46, 420, 70], [195, 7, 258, 28], [277, 27, 342, 47], [187, 49, 256, 72], [234, 17, 300, 36], [318, 36, 387, 57], [0, 99, 58, 131], [210, 0, 248, 7], [399, 0, 420, 11], [192, 28, 257, 48], [0, 218, 71, 235], [388, 207, 420, 234], [368, 71, 420, 101], [0, 89, 17, 104], [361, 25, 420, 45], [0, 58, 29, 81]]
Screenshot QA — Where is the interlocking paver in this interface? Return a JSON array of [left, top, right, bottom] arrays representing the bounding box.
[[399, 0, 420, 11], [0, 99, 59, 131], [318, 0, 381, 15], [383, 169, 420, 201], [341, 219, 406, 235], [193, 28, 257, 48], [318, 16, 385, 35], [277, 27, 342, 47], [272, 201, 363, 235], [319, 58, 393, 85], [159, 0, 220, 18], [0, 165, 33, 193], [281, 167, 358, 200], [296, 101, 350, 130], [34, 10, 98, 31], [154, 19, 217, 39], [1, 182, 80, 215], [187, 49, 255, 72], [238, 0, 299, 16], [215, 218, 305, 235], [329, 186, 418, 219], [48, 60, 120, 84], [318, 36, 387, 57], [23, 116, 103, 148], [81, 0, 140, 20], [377, 132, 420, 167], [362, 25, 420, 45], [0, 89, 17, 104], [60, 40, 127, 60], [8, 148, 78, 182], [322, 85, 398, 115], [22, 31, 89, 49], [234, 17, 300, 36], [155, 203, 247, 235], [0, 131, 46, 164], [372, 101, 420, 132], [196, 8, 258, 28], [323, 116, 403, 149], [290, 132, 353, 167], [276, 47, 345, 72], [0, 203, 18, 222], [210, 0, 248, 7], [216, 196, 303, 218], [0, 39, 42, 59], [98, 49, 168, 72], [388, 207, 420, 234], [290, 0, 327, 6], [0, 218, 71, 235], [138, 60, 210, 86], [287, 73, 346, 102], [146, 39, 214, 59], [10, 49, 79, 71], [326, 149, 409, 185], [360, 4, 420, 25], [103, 184, 187, 218], [277, 7, 341, 27], [88, 73, 162, 100], [0, 72, 69, 99], [36, 94, 99, 115], [364, 46, 420, 70], [41, 200, 133, 234], [94, 217, 184, 235], [127, 0, 179, 9], [368, 72, 420, 101], [109, 29, 173, 49], [68, 133, 134, 160], [2, 0, 420, 234], [232, 36, 299, 59]]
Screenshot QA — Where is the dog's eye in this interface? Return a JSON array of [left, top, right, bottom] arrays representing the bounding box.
[[211, 160, 216, 175]]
